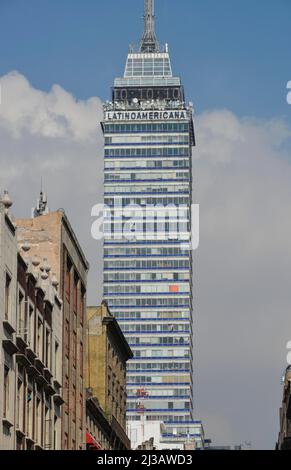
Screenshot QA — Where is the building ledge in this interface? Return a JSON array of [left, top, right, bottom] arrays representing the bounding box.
[[2, 418, 14, 429], [16, 353, 30, 368], [2, 339, 18, 355], [44, 367, 53, 382], [35, 357, 45, 371], [53, 378, 62, 390], [35, 374, 47, 386], [3, 320, 15, 335], [26, 347, 37, 361], [16, 428, 26, 438], [44, 382, 56, 396], [25, 436, 36, 446], [34, 444, 44, 450], [27, 364, 39, 378], [53, 394, 64, 406], [16, 334, 28, 351]]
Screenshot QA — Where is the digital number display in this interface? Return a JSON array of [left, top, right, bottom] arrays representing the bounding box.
[[113, 86, 185, 103]]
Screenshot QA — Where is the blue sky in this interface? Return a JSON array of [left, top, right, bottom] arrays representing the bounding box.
[[1, 0, 291, 120], [1, 0, 291, 450]]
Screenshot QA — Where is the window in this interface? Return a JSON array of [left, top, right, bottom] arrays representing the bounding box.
[[3, 366, 9, 418], [65, 320, 69, 356], [44, 405, 51, 449], [80, 342, 83, 378], [45, 328, 51, 369], [73, 273, 78, 313], [53, 415, 58, 450], [5, 273, 11, 320], [18, 290, 25, 334], [79, 394, 83, 429], [37, 316, 43, 361], [73, 331, 77, 368], [16, 436, 23, 450], [80, 289, 85, 325], [64, 432, 68, 450], [65, 258, 72, 302], [28, 304, 34, 348], [72, 385, 76, 422], [36, 397, 42, 446], [55, 342, 60, 381], [16, 376, 24, 431], [26, 386, 33, 437]]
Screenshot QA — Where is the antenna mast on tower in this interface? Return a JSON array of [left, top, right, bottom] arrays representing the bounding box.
[[140, 0, 159, 53]]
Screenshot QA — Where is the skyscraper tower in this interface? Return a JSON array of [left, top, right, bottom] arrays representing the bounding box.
[[103, 0, 204, 449]]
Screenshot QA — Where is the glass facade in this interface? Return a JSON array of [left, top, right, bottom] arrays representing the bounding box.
[[102, 12, 195, 442]]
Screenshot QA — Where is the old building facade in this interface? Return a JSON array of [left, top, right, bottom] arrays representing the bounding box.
[[86, 302, 133, 450], [0, 192, 18, 450], [16, 203, 89, 450], [0, 192, 63, 450]]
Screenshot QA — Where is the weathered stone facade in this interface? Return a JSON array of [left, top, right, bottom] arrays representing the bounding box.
[[86, 302, 133, 449], [16, 210, 89, 450]]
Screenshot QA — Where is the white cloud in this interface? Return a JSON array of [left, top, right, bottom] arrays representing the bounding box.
[[0, 71, 102, 140], [1, 72, 291, 449], [194, 110, 291, 449], [0, 72, 104, 306]]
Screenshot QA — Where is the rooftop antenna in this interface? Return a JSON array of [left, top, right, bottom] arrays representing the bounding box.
[[32, 177, 49, 218], [140, 0, 159, 53]]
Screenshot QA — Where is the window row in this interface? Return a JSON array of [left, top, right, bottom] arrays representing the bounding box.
[[104, 284, 190, 295], [115, 312, 190, 321], [104, 196, 190, 206], [127, 375, 190, 384], [104, 159, 189, 170], [104, 147, 189, 157], [128, 388, 191, 398], [104, 247, 189, 257], [104, 272, 190, 283], [104, 259, 190, 269], [121, 324, 190, 333], [104, 171, 189, 182], [127, 336, 190, 345], [127, 362, 190, 371], [104, 123, 189, 134], [107, 298, 190, 307], [104, 183, 189, 194], [131, 347, 190, 356], [105, 135, 189, 145]]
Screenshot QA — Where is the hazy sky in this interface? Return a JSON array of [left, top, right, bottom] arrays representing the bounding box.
[[1, 0, 291, 449]]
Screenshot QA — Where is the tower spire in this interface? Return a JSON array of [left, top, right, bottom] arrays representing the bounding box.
[[140, 0, 159, 53]]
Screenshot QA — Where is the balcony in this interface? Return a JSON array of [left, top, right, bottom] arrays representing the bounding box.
[[25, 437, 35, 450], [35, 357, 45, 373], [26, 346, 37, 361], [53, 378, 62, 390], [53, 394, 65, 406], [2, 339, 18, 355], [16, 428, 26, 439], [27, 364, 39, 378], [44, 367, 54, 382], [3, 319, 15, 335], [44, 381, 56, 396], [35, 374, 47, 387], [16, 353, 30, 368], [16, 331, 28, 351]]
